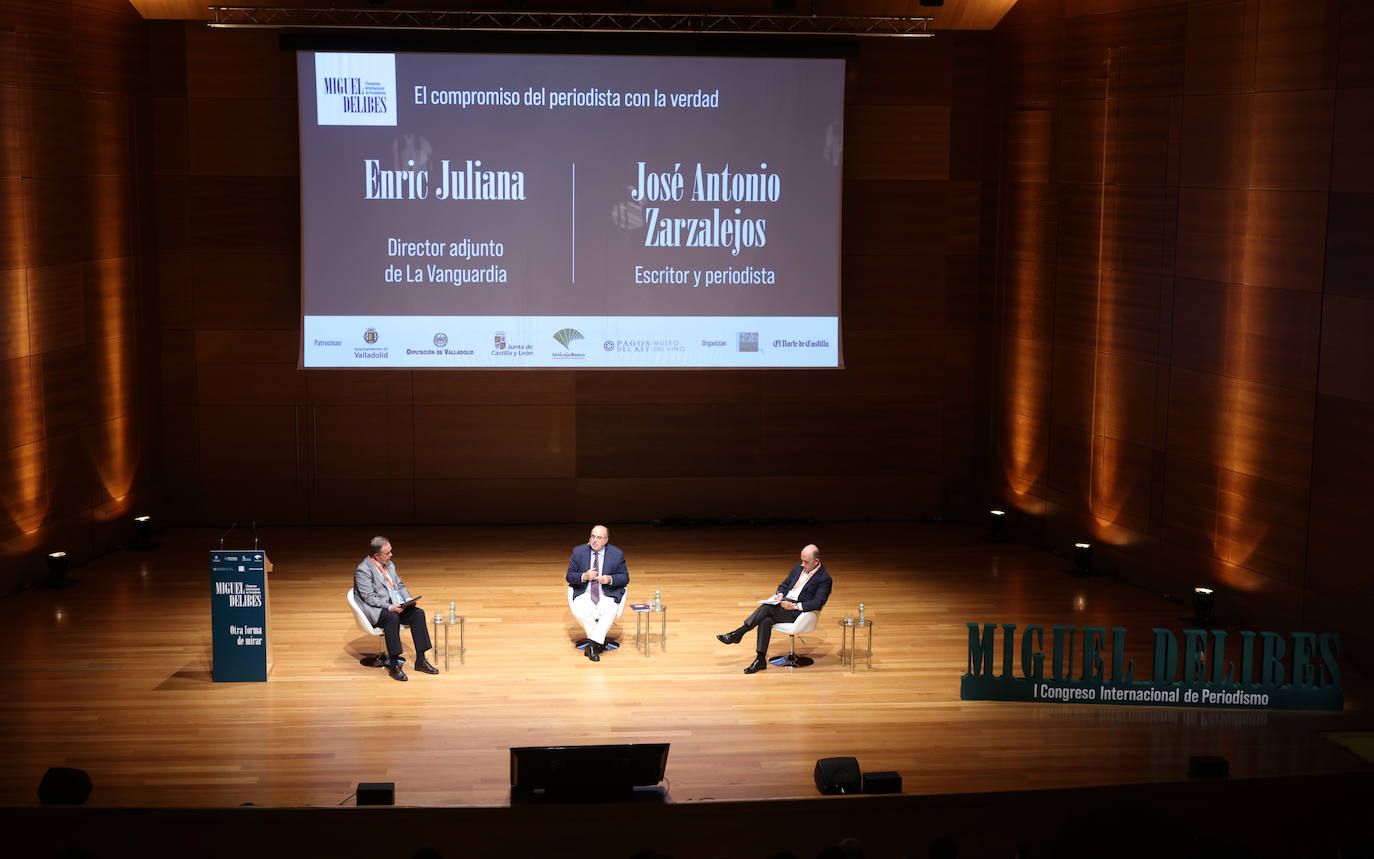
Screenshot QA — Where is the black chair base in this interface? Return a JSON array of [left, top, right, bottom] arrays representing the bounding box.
[[361, 653, 405, 668], [575, 638, 619, 651]]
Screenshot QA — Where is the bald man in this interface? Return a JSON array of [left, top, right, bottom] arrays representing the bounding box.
[[716, 544, 832, 674], [565, 524, 630, 662]]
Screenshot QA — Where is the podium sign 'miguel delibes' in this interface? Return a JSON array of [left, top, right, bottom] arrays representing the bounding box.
[[210, 550, 271, 682], [961, 623, 1342, 711]]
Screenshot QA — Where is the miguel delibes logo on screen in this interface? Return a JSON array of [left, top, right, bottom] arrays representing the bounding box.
[[315, 52, 397, 126]]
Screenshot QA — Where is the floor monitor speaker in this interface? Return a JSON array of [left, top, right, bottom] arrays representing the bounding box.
[[814, 756, 861, 795]]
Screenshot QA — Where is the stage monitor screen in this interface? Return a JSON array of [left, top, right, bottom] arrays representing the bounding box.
[[297, 51, 844, 368], [509, 743, 670, 795]]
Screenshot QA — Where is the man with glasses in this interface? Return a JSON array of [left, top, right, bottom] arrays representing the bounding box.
[[565, 524, 630, 662], [716, 544, 831, 674], [354, 536, 440, 681]]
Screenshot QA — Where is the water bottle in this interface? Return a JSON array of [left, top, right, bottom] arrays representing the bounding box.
[[654, 590, 662, 611], [449, 601, 456, 624], [858, 603, 865, 626]]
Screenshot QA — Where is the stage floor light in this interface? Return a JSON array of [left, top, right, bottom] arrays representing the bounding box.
[[1072, 542, 1093, 575]]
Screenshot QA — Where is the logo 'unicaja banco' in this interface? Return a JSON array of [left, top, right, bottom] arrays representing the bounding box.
[[553, 328, 584, 348]]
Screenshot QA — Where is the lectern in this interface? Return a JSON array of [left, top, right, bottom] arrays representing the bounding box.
[[209, 549, 273, 681]]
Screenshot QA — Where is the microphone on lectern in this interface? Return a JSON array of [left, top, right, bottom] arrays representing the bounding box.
[[218, 522, 238, 550]]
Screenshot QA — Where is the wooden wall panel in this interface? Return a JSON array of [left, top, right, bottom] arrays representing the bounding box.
[[196, 362, 307, 406], [36, 430, 93, 519], [194, 329, 295, 364], [191, 252, 298, 331], [845, 105, 951, 181], [187, 98, 298, 177], [25, 262, 85, 354], [1331, 87, 1374, 193], [83, 93, 134, 176], [843, 181, 952, 256], [18, 88, 79, 178], [1109, 185, 1172, 275], [414, 372, 573, 407], [1057, 95, 1107, 185], [995, 20, 1065, 104], [1002, 336, 1053, 423], [999, 258, 1055, 342], [188, 177, 297, 252], [1254, 0, 1340, 92], [1063, 6, 1184, 98], [310, 478, 415, 525], [1004, 108, 1052, 183], [0, 268, 27, 359], [1001, 180, 1058, 262], [1324, 192, 1374, 300], [1114, 96, 1173, 186], [1175, 187, 1327, 291], [1317, 294, 1374, 403], [1055, 182, 1107, 270], [414, 405, 575, 480], [1248, 90, 1335, 191], [1171, 279, 1321, 391], [1339, 0, 1374, 87], [1060, 267, 1166, 362], [150, 97, 189, 175], [71, 4, 146, 94], [7, 1, 75, 91], [1047, 344, 1089, 431], [842, 254, 951, 332], [197, 404, 299, 478], [22, 177, 87, 269], [1184, 0, 1256, 96], [305, 371, 414, 407], [184, 26, 294, 99], [311, 405, 414, 481], [0, 356, 37, 452], [851, 38, 953, 106], [413, 478, 574, 523], [1167, 367, 1314, 487]]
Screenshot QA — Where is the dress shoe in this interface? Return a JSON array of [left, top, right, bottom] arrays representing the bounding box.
[[716, 631, 741, 645], [387, 661, 408, 681], [744, 655, 767, 674], [413, 656, 439, 675], [587, 642, 601, 662]]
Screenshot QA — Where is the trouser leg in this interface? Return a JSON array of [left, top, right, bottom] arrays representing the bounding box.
[[376, 611, 404, 659], [398, 604, 431, 654], [743, 604, 800, 654]]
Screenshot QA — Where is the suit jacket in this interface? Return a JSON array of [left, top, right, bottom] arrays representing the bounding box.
[[354, 556, 414, 626], [565, 543, 629, 604], [777, 563, 832, 613]]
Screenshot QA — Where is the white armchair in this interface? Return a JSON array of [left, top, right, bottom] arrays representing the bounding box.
[[768, 610, 821, 668]]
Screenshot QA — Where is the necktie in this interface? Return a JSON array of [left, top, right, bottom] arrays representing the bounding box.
[[589, 551, 601, 604]]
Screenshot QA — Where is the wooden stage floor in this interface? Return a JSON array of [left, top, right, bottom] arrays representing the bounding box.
[[2, 521, 1370, 809]]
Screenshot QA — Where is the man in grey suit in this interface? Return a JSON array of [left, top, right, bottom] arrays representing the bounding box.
[[354, 536, 439, 681]]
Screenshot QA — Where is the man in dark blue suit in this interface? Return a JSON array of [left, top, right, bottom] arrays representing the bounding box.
[[717, 544, 832, 673], [565, 524, 629, 662]]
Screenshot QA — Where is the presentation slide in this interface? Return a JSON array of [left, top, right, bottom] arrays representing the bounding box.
[[297, 51, 844, 368]]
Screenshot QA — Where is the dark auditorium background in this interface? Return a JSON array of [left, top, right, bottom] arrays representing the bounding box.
[[1, 0, 1372, 667]]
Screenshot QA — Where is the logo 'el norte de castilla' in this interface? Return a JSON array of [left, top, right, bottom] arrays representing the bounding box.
[[961, 623, 1342, 711]]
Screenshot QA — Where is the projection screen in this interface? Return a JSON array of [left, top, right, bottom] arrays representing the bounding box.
[[297, 51, 844, 368]]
